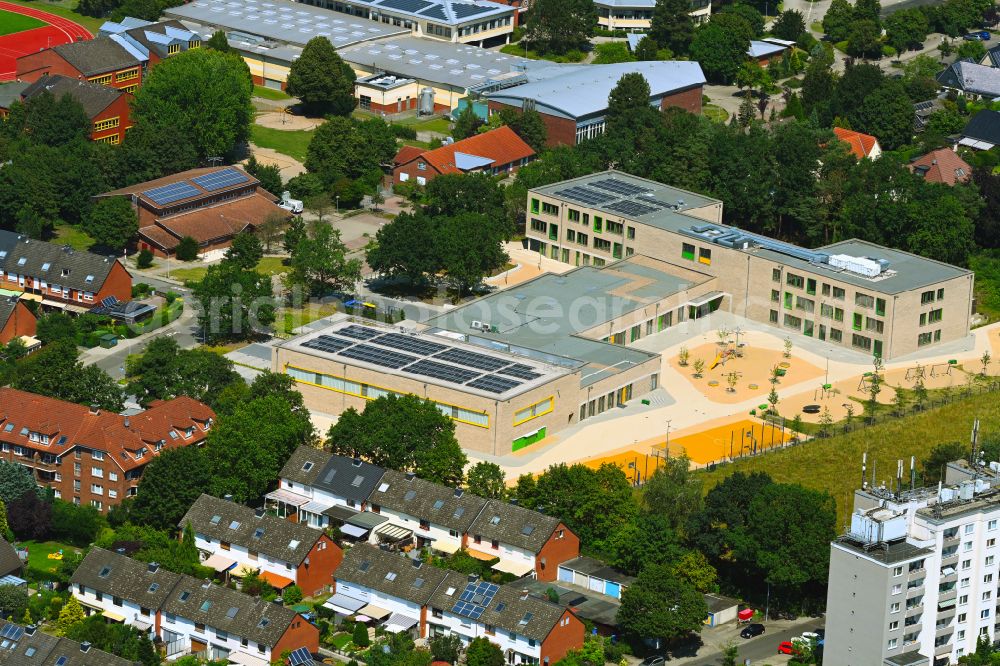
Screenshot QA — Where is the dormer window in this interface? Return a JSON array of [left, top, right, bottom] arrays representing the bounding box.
[[385, 572, 397, 581]]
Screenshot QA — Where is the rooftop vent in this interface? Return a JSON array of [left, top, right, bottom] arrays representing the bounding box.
[[147, 562, 159, 573], [80, 642, 91, 653]]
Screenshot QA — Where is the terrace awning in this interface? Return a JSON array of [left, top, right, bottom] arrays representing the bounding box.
[[492, 559, 534, 577], [264, 488, 310, 507], [375, 523, 413, 543], [232, 563, 259, 578], [340, 523, 370, 538], [466, 549, 498, 562], [431, 539, 460, 555], [324, 593, 366, 615], [259, 570, 294, 589], [203, 553, 237, 572], [685, 291, 724, 307], [228, 651, 271, 666], [358, 604, 392, 620], [133, 620, 153, 632], [301, 499, 334, 515], [324, 504, 359, 521], [383, 613, 419, 633], [101, 611, 126, 623]]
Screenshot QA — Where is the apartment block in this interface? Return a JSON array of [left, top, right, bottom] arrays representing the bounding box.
[[269, 447, 580, 581], [71, 548, 318, 662], [329, 544, 584, 665], [826, 467, 1000, 665], [0, 388, 214, 512], [526, 171, 974, 359], [180, 494, 343, 596]]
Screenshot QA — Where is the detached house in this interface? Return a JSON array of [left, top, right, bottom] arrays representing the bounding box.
[[180, 494, 343, 596], [72, 548, 319, 663], [0, 388, 214, 511], [832, 127, 881, 160]]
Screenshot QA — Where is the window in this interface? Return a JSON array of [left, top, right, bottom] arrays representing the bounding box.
[[795, 296, 814, 313], [514, 397, 553, 425], [91, 484, 103, 495], [627, 227, 635, 240], [783, 314, 802, 330], [918, 331, 933, 346], [876, 298, 886, 316], [921, 290, 935, 305], [866, 317, 884, 334], [681, 243, 695, 261], [592, 216, 602, 232], [929, 308, 943, 324], [833, 286, 846, 300], [541, 202, 559, 215], [699, 247, 712, 265], [982, 609, 991, 619], [830, 328, 843, 342], [167, 43, 181, 54], [853, 312, 863, 331], [786, 273, 804, 289], [888, 638, 897, 649], [115, 67, 139, 81], [806, 278, 816, 295], [938, 288, 945, 300], [89, 73, 113, 85], [821, 303, 835, 318], [968, 524, 976, 535], [91, 467, 103, 478], [852, 334, 872, 351], [772, 268, 781, 282], [893, 566, 903, 576], [769, 310, 778, 323], [567, 209, 580, 222], [959, 613, 967, 623], [94, 117, 120, 132], [891, 601, 900, 613], [771, 289, 780, 303], [892, 584, 902, 594], [889, 621, 898, 630], [530, 198, 539, 214], [96, 134, 119, 145]]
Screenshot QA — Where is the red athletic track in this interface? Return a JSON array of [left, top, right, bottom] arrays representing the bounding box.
[[0, 1, 92, 80]]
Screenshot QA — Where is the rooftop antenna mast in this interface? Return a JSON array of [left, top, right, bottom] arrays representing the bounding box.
[[972, 418, 981, 480], [897, 459, 903, 499], [910, 456, 916, 491], [861, 451, 867, 491]]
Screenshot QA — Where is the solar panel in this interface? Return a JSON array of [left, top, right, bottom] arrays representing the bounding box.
[[0, 625, 23, 641], [375, 333, 447, 356], [605, 199, 659, 217], [589, 178, 650, 196], [467, 375, 521, 394], [555, 186, 615, 206], [406, 359, 480, 384], [191, 168, 249, 192], [337, 324, 382, 340], [377, 0, 432, 12], [498, 364, 542, 380], [288, 647, 313, 666], [144, 181, 200, 206], [435, 348, 509, 371], [418, 4, 447, 18], [339, 344, 416, 369], [451, 2, 492, 17], [302, 335, 354, 354]]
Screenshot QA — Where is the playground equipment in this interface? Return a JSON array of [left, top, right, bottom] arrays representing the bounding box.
[[858, 371, 882, 391], [709, 343, 743, 370], [814, 383, 836, 400], [905, 365, 926, 382], [930, 360, 959, 377]]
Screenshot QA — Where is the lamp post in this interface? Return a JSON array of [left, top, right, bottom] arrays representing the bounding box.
[[335, 195, 340, 215]]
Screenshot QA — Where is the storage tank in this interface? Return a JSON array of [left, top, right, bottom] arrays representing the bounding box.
[[419, 87, 435, 115]]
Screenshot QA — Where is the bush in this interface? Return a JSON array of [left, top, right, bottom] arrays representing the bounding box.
[[389, 124, 418, 139], [352, 622, 370, 648], [175, 236, 200, 261], [131, 283, 152, 298], [283, 584, 303, 604], [165, 291, 180, 305], [593, 27, 627, 37], [136, 248, 153, 269], [882, 44, 897, 57]]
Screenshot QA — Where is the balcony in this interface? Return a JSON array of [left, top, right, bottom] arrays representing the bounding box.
[[935, 624, 953, 639], [939, 588, 958, 604], [906, 603, 924, 617], [908, 585, 925, 599]]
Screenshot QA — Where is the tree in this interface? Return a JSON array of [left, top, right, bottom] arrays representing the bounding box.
[[326, 394, 466, 485], [466, 637, 504, 666], [125, 337, 241, 407], [283, 584, 303, 604], [884, 8, 930, 51], [607, 73, 652, 127], [84, 197, 138, 251], [606, 512, 684, 575], [670, 550, 718, 593], [507, 109, 548, 153], [721, 4, 765, 37], [430, 633, 463, 664], [641, 455, 703, 531], [688, 471, 774, 560], [366, 212, 441, 284], [650, 0, 695, 54], [8, 489, 51, 540], [55, 596, 86, 636], [0, 500, 8, 540], [0, 460, 40, 507], [65, 616, 160, 666], [634, 35, 664, 61], [437, 213, 509, 293], [771, 9, 806, 41], [35, 311, 78, 345], [822, 0, 855, 42], [136, 248, 154, 269], [845, 20, 883, 59], [353, 622, 371, 648], [206, 30, 232, 52], [50, 500, 106, 547], [193, 259, 275, 343], [617, 564, 708, 645], [956, 38, 987, 61], [244, 155, 283, 196], [0, 585, 28, 621], [286, 37, 357, 116], [304, 116, 394, 195], [854, 0, 882, 26], [130, 48, 253, 162], [922, 441, 966, 484], [283, 216, 307, 254], [175, 236, 200, 261], [287, 222, 362, 297], [690, 20, 752, 84], [13, 341, 123, 411], [523, 0, 596, 55], [225, 231, 264, 270], [452, 105, 484, 140], [130, 447, 213, 529], [465, 462, 507, 499], [424, 173, 507, 222]]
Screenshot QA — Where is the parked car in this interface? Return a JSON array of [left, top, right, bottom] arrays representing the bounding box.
[[639, 656, 665, 666], [740, 623, 766, 639], [976, 30, 992, 39], [778, 641, 800, 655], [800, 631, 820, 642], [964, 31, 991, 40]]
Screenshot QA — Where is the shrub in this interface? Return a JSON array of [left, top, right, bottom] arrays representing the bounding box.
[[165, 291, 180, 305], [882, 44, 897, 57], [283, 584, 303, 604], [136, 248, 153, 269], [175, 236, 200, 262], [389, 124, 418, 139], [131, 283, 152, 298], [352, 622, 370, 647]]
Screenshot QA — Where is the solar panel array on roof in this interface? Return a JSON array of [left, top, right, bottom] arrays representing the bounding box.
[[302, 335, 353, 354], [419, 5, 447, 18], [144, 182, 200, 206], [338, 324, 382, 340], [451, 2, 492, 17], [376, 332, 447, 356], [499, 364, 543, 380], [435, 348, 509, 371], [555, 185, 615, 206], [191, 168, 249, 192], [467, 375, 521, 394], [378, 0, 433, 11], [288, 647, 314, 666], [605, 199, 660, 217], [407, 359, 480, 384], [0, 624, 23, 641], [452, 580, 500, 619], [340, 344, 416, 369], [589, 178, 650, 196]]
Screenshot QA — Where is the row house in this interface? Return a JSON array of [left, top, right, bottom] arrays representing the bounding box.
[[180, 494, 343, 596], [0, 295, 36, 345], [272, 447, 580, 581], [0, 621, 137, 666], [331, 545, 584, 665], [0, 388, 214, 512], [72, 548, 318, 663], [0, 230, 132, 312]]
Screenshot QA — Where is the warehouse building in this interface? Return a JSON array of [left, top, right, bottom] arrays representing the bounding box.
[[526, 171, 974, 359]]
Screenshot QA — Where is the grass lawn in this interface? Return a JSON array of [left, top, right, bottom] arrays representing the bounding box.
[[810, 21, 823, 33], [251, 124, 313, 163], [499, 43, 586, 62], [170, 256, 288, 284], [279, 300, 339, 336], [330, 634, 353, 650], [703, 104, 730, 123], [20, 540, 77, 579], [0, 8, 45, 35], [394, 115, 453, 134], [694, 391, 1000, 527], [254, 85, 293, 101], [0, 0, 104, 33], [52, 225, 94, 251], [970, 249, 1000, 324]]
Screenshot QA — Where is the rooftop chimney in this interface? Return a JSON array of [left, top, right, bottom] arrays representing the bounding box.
[[405, 472, 415, 481], [89, 405, 100, 415], [274, 596, 283, 605], [80, 642, 91, 653], [116, 547, 126, 554], [520, 589, 529, 601], [148, 562, 159, 573], [124, 416, 130, 428], [224, 494, 233, 502], [467, 573, 478, 583]]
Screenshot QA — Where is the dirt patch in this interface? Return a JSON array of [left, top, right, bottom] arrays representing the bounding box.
[[255, 111, 323, 131]]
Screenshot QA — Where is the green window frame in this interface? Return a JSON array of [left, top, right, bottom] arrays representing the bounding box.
[[630, 325, 641, 342], [783, 292, 793, 310], [530, 198, 539, 214], [875, 298, 886, 316], [627, 226, 635, 240], [567, 209, 580, 222], [937, 288, 944, 300], [593, 216, 603, 233], [853, 313, 863, 331], [929, 308, 943, 324], [613, 243, 622, 259], [548, 223, 558, 240], [806, 278, 816, 295], [681, 243, 695, 261], [803, 320, 814, 337], [873, 340, 883, 358]]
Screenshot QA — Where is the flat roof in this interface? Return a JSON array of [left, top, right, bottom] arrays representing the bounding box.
[[833, 538, 933, 565], [324, 0, 513, 26], [534, 171, 970, 294], [338, 35, 529, 91], [485, 61, 706, 120], [279, 321, 569, 400], [163, 0, 406, 49], [427, 255, 710, 386]]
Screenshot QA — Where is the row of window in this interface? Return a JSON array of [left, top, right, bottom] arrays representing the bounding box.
[[514, 397, 553, 426], [917, 330, 943, 346], [579, 382, 638, 421], [425, 23, 452, 38], [603, 312, 676, 345], [456, 15, 511, 36], [777, 269, 889, 315]]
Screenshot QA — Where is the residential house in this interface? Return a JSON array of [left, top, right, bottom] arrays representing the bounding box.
[[908, 148, 973, 185], [0, 538, 24, 586], [913, 98, 946, 133], [72, 548, 318, 663], [16, 38, 145, 92], [959, 109, 1000, 150], [393, 126, 535, 186], [937, 59, 1000, 100], [20, 75, 132, 145], [267, 450, 386, 524], [96, 166, 288, 258], [0, 230, 133, 311], [0, 621, 139, 665], [0, 296, 36, 346], [332, 544, 585, 665], [833, 127, 882, 160], [747, 38, 792, 66], [984, 43, 1000, 68], [0, 388, 214, 511], [179, 494, 343, 595], [466, 500, 579, 581]]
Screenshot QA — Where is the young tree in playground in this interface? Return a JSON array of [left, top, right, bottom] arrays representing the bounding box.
[[726, 372, 739, 393], [767, 387, 779, 413], [693, 358, 706, 377], [982, 350, 992, 378], [678, 346, 690, 366], [818, 406, 833, 437], [783, 337, 793, 358]]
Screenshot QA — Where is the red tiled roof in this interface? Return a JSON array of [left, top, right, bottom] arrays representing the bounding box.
[[138, 194, 289, 250], [832, 127, 880, 159], [908, 148, 973, 186], [398, 126, 535, 175], [0, 388, 215, 472], [393, 145, 424, 166]]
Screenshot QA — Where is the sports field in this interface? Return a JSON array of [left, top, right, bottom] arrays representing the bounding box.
[[0, 8, 43, 34]]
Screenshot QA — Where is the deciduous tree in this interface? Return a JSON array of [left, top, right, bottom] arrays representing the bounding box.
[[13, 341, 123, 411], [650, 0, 695, 54], [286, 37, 357, 116], [125, 337, 241, 407], [617, 564, 707, 645], [130, 446, 213, 529], [523, 0, 596, 55], [771, 9, 806, 41], [83, 197, 138, 251], [465, 462, 507, 499], [287, 222, 362, 297]]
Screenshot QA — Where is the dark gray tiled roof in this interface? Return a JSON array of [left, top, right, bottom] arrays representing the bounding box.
[[161, 576, 300, 648], [280, 446, 333, 487], [428, 570, 566, 642], [180, 494, 322, 566], [71, 548, 183, 609], [337, 543, 449, 606], [0, 82, 28, 111], [52, 38, 141, 77], [368, 470, 487, 533], [0, 230, 123, 294], [0, 538, 22, 578], [558, 556, 635, 586], [467, 500, 560, 553], [0, 621, 138, 666], [21, 75, 125, 119], [312, 455, 385, 503], [963, 109, 1000, 145]]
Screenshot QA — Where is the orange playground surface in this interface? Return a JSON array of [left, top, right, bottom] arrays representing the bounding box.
[[582, 418, 794, 476]]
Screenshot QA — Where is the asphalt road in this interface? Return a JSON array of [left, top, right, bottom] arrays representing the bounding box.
[[674, 618, 825, 665]]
